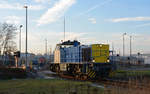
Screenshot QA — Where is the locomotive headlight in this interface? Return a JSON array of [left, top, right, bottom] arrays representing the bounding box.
[[93, 60, 95, 62], [99, 45, 102, 47], [107, 60, 110, 62]]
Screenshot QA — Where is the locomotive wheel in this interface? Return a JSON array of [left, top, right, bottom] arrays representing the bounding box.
[[81, 74, 87, 80], [50, 65, 53, 71], [75, 74, 79, 80], [55, 65, 60, 73]]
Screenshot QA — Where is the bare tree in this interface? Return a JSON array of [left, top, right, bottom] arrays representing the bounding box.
[[0, 23, 17, 56]]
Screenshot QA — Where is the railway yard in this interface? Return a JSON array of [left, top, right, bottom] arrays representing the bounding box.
[[0, 0, 150, 93], [0, 64, 150, 94], [1, 40, 150, 94], [37, 69, 150, 94]]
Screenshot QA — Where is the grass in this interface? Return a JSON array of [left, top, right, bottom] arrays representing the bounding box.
[[0, 79, 104, 94], [105, 70, 150, 94], [109, 70, 150, 79], [103, 77, 150, 94]]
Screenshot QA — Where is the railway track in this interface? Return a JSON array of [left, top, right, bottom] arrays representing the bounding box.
[[98, 79, 150, 90], [56, 73, 150, 89]]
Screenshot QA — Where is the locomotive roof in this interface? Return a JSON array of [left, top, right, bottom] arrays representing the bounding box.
[[59, 40, 80, 46]]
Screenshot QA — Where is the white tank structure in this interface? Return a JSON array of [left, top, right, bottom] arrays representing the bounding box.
[[54, 40, 82, 64]]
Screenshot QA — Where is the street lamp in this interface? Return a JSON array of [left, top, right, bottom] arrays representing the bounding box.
[[19, 25, 23, 52], [123, 33, 126, 56], [24, 5, 28, 68]]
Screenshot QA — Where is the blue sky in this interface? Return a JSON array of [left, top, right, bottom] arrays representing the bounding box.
[[0, 0, 150, 55]]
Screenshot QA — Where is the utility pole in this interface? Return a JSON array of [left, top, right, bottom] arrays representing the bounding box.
[[64, 17, 65, 42], [19, 25, 23, 52], [130, 36, 132, 57], [50, 45, 52, 55], [50, 45, 52, 63], [112, 42, 114, 55], [123, 33, 126, 56], [24, 5, 28, 68], [45, 39, 47, 58], [17, 25, 23, 67], [112, 42, 114, 64]]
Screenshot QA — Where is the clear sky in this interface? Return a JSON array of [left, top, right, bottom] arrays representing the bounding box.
[[0, 0, 150, 55]]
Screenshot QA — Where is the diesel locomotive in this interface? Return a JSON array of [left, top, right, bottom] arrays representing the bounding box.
[[50, 40, 112, 80]]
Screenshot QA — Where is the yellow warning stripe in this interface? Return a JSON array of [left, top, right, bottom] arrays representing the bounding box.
[[87, 71, 90, 75], [87, 70, 97, 80], [92, 73, 96, 78], [88, 71, 93, 76], [91, 72, 96, 78], [90, 72, 95, 78]]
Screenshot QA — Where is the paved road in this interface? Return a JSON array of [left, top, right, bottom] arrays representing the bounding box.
[[36, 70, 57, 79]]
